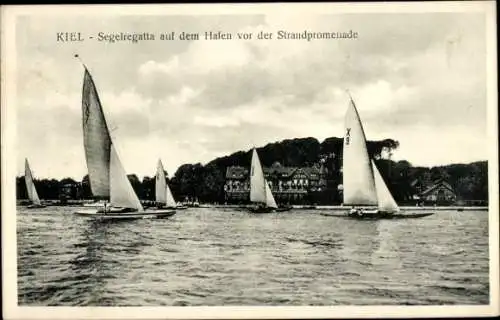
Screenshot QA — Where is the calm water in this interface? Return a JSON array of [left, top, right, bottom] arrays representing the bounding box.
[[17, 207, 489, 306]]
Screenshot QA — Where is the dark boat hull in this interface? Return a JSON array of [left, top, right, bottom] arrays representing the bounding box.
[[275, 206, 293, 212], [345, 211, 434, 220], [248, 206, 293, 213], [248, 207, 275, 214]]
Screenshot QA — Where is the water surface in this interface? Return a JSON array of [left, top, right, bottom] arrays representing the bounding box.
[[17, 207, 489, 306]]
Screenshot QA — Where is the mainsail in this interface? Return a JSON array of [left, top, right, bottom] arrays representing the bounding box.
[[156, 159, 177, 207], [155, 159, 168, 204], [249, 148, 267, 204], [24, 159, 41, 205], [82, 69, 111, 198], [249, 148, 279, 208], [342, 96, 378, 206], [372, 161, 400, 213], [81, 66, 143, 212]]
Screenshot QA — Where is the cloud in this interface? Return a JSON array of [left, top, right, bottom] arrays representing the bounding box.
[[14, 12, 490, 179]]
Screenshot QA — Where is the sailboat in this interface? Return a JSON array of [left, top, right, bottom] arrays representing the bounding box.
[[342, 94, 434, 219], [248, 148, 292, 213], [73, 58, 175, 220], [23, 159, 46, 208], [155, 159, 187, 210]]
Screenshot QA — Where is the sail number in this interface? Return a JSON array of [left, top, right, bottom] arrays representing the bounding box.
[[345, 128, 351, 145]]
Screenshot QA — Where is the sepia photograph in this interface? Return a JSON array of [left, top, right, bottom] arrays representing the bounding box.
[[1, 1, 498, 319]]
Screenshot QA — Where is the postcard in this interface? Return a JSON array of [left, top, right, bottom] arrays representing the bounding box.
[[1, 1, 498, 319]]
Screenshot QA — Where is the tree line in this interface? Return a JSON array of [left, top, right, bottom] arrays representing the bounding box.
[[16, 136, 488, 204]]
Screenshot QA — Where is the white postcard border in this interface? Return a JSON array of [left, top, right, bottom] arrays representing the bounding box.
[[1, 2, 498, 319]]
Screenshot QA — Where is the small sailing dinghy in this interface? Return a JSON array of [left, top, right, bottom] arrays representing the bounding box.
[[23, 159, 46, 208], [342, 94, 433, 220], [248, 148, 292, 213], [73, 58, 175, 220], [155, 159, 188, 210]]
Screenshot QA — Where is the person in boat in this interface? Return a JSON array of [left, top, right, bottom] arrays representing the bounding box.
[[253, 202, 266, 211], [100, 201, 108, 214], [349, 207, 362, 217]]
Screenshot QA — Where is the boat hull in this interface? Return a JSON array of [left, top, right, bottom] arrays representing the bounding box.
[[248, 207, 276, 214], [145, 205, 189, 211], [275, 206, 293, 212], [170, 206, 188, 210], [248, 206, 293, 214], [345, 210, 434, 220], [74, 209, 176, 220], [27, 204, 46, 209]]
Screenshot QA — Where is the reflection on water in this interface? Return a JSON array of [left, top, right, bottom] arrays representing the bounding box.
[[17, 207, 489, 306]]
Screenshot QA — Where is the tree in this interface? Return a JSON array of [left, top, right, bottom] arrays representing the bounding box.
[[81, 174, 93, 199], [127, 174, 142, 198]]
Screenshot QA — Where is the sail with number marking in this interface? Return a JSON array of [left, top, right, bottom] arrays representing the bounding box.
[[81, 66, 143, 211], [82, 69, 111, 198], [24, 159, 41, 205], [342, 96, 378, 206]]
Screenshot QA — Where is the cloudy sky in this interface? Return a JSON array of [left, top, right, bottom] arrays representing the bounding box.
[[14, 9, 491, 180]]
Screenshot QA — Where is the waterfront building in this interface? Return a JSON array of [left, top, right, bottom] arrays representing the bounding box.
[[224, 161, 327, 204], [59, 181, 82, 201], [415, 178, 457, 204]]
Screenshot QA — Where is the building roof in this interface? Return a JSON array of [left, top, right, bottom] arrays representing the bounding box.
[[226, 165, 323, 180], [420, 180, 455, 196], [225, 166, 248, 179], [265, 166, 297, 177]]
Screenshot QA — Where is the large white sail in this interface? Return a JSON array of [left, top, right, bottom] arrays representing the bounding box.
[[372, 161, 400, 213], [249, 148, 267, 204], [342, 96, 378, 206], [82, 66, 143, 212], [155, 159, 167, 204], [82, 69, 112, 198], [265, 183, 278, 208], [24, 159, 41, 205], [109, 144, 144, 211]]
